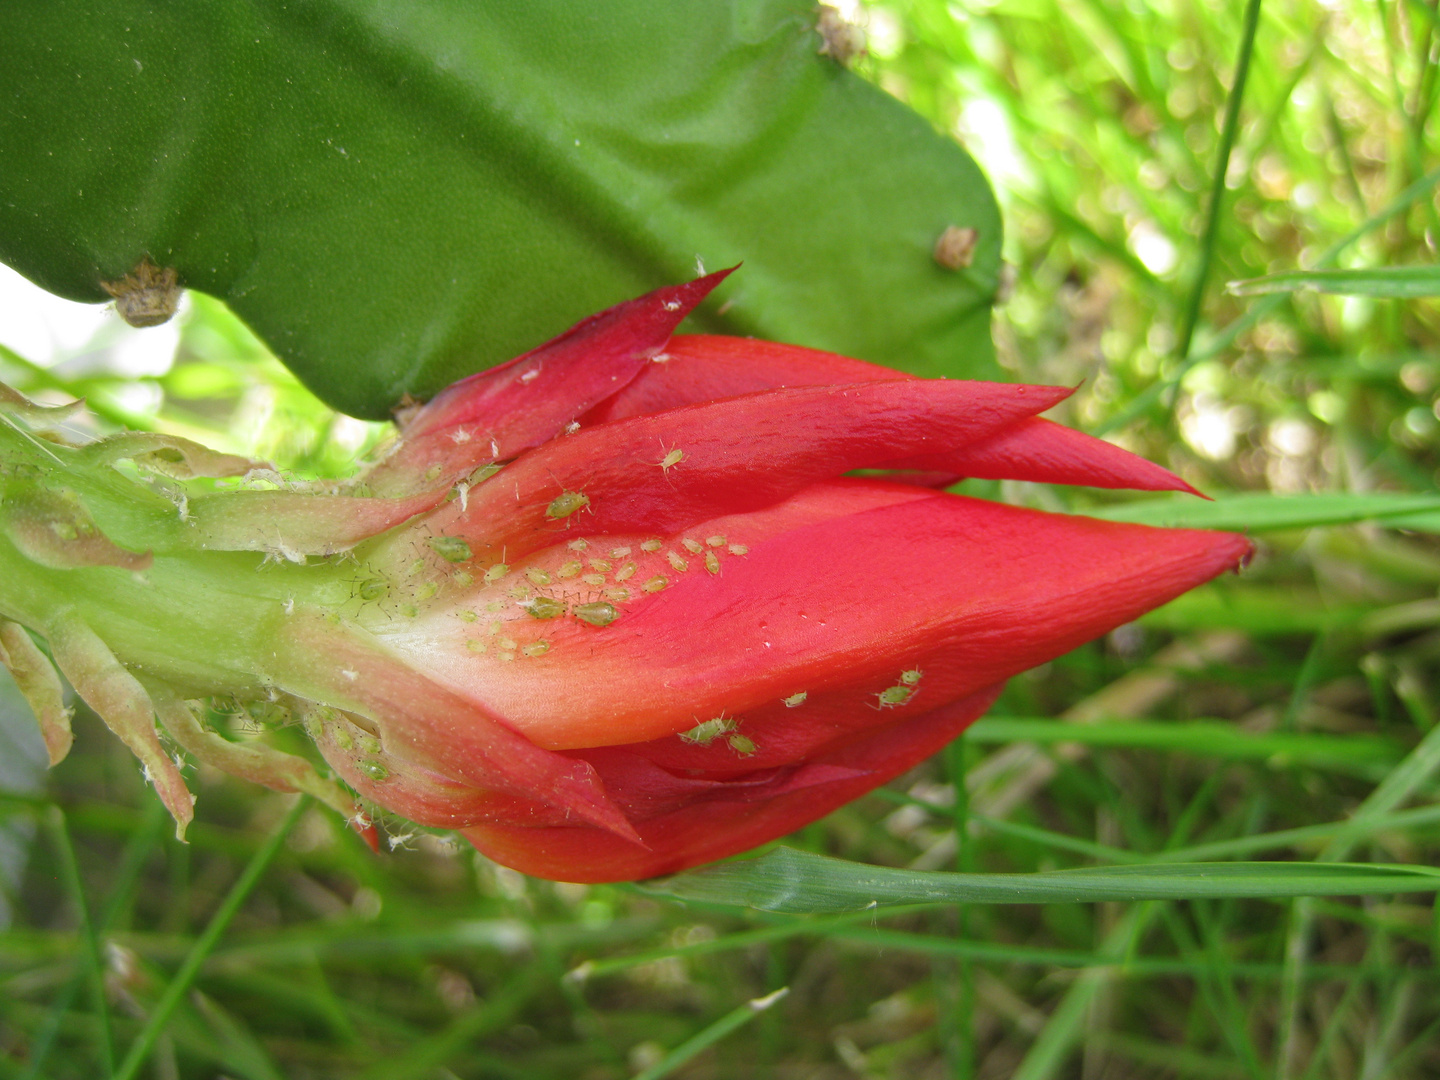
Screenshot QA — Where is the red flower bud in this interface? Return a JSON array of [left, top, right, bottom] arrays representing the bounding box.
[[0, 271, 1250, 879], [309, 272, 1251, 882]]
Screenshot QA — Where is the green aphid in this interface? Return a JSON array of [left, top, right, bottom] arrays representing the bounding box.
[[468, 463, 502, 484], [525, 596, 567, 620], [428, 535, 472, 563], [357, 578, 388, 601], [727, 734, 757, 756], [900, 668, 923, 686], [546, 490, 590, 519], [877, 684, 914, 708], [679, 716, 737, 745], [359, 759, 389, 781], [782, 691, 808, 708], [573, 601, 618, 628]]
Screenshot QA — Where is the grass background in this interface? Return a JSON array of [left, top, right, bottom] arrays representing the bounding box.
[[4, 0, 1440, 1076]]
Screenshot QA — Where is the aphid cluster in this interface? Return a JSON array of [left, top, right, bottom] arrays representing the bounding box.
[[875, 668, 924, 709], [679, 714, 757, 757]]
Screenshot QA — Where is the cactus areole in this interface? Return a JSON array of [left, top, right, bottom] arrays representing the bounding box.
[[0, 272, 1252, 882]]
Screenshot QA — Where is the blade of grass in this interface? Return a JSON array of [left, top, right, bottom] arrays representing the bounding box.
[[650, 847, 1440, 912], [1229, 265, 1440, 297], [1093, 491, 1440, 531], [41, 808, 113, 1077], [1172, 0, 1264, 370], [964, 717, 1403, 773], [111, 794, 309, 1080], [18, 798, 165, 1080], [357, 965, 544, 1080], [1278, 703, 1440, 1078], [630, 988, 789, 1080], [946, 736, 976, 1080], [1010, 905, 1150, 1080]]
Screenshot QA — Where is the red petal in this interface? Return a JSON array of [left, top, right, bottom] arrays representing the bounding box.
[[366, 271, 734, 493], [460, 684, 1003, 882], [886, 417, 1201, 495], [425, 487, 1251, 750], [594, 335, 1195, 494], [584, 334, 897, 422], [277, 615, 642, 846], [424, 380, 1070, 560]]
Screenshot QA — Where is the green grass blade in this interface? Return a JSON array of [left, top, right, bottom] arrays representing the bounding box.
[[41, 808, 113, 1077], [1172, 0, 1264, 367], [1093, 491, 1440, 532], [965, 717, 1403, 773], [111, 795, 309, 1080], [1228, 265, 1440, 297], [630, 988, 789, 1080], [650, 848, 1440, 913]]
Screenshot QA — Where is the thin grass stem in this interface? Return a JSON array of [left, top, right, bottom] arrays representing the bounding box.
[[111, 795, 309, 1080]]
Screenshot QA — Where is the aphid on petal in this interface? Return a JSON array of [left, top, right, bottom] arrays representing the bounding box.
[[428, 535, 472, 563], [546, 490, 590, 519], [573, 601, 618, 628], [680, 716, 737, 745], [877, 685, 915, 708], [727, 734, 757, 756], [523, 596, 566, 620]]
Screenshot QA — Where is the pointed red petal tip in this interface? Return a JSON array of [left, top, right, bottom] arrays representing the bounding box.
[[404, 265, 738, 441], [589, 336, 1206, 498], [364, 268, 738, 495]]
